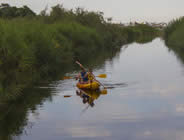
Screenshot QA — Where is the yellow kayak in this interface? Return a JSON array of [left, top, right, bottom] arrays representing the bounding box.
[[76, 81, 100, 90]]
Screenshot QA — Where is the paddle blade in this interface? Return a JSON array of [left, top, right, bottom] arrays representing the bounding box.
[[63, 76, 72, 80], [64, 95, 72, 98], [97, 74, 107, 78], [101, 89, 107, 95]]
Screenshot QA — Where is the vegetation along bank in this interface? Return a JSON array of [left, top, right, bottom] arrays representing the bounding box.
[[0, 4, 160, 101], [164, 16, 184, 63]]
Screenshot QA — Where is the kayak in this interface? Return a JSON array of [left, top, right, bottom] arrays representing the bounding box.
[[76, 81, 100, 90]]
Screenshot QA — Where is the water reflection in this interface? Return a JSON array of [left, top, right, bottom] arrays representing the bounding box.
[[0, 86, 53, 140], [0, 43, 123, 140], [76, 89, 108, 108], [167, 45, 184, 69], [104, 82, 128, 89]]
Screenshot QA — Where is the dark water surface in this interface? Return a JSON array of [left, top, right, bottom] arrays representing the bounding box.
[[11, 38, 184, 140]]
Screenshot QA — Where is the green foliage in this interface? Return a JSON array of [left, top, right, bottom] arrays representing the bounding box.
[[0, 4, 159, 101], [164, 17, 184, 65], [164, 17, 184, 41], [164, 17, 184, 49], [125, 24, 160, 43], [0, 4, 36, 18]]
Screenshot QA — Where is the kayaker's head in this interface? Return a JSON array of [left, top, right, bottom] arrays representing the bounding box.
[[88, 68, 92, 73]]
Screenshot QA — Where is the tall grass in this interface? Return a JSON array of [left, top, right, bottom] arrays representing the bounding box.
[[164, 17, 184, 66], [0, 5, 159, 101], [164, 16, 184, 48]]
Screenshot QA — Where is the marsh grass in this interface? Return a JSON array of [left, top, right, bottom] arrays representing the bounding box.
[[164, 17, 184, 48], [0, 4, 159, 101]]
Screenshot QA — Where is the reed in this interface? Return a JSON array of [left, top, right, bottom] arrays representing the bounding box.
[[0, 4, 159, 101], [164, 16, 184, 48]]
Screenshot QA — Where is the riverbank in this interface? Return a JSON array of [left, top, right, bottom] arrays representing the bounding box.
[[164, 17, 184, 63], [164, 17, 184, 48], [0, 4, 160, 102]]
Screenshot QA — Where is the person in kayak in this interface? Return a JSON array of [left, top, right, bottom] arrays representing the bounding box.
[[80, 69, 89, 84], [87, 68, 95, 83], [76, 61, 89, 84], [76, 68, 88, 84], [75, 61, 106, 89]]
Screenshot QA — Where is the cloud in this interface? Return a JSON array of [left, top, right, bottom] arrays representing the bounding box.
[[143, 130, 152, 136], [176, 104, 184, 113], [64, 126, 111, 138]]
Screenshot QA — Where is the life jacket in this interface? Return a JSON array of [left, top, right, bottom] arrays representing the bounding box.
[[88, 73, 94, 81], [81, 71, 88, 82]]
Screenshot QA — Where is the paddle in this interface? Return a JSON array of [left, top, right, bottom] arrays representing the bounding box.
[[63, 74, 106, 80], [96, 74, 106, 78], [76, 61, 85, 70]]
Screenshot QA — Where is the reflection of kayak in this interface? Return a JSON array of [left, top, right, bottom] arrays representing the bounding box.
[[81, 89, 107, 100], [76, 81, 100, 90], [76, 88, 108, 108]]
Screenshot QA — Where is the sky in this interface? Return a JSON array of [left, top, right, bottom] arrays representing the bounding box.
[[0, 0, 184, 23]]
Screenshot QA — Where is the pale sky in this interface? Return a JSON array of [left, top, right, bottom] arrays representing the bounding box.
[[0, 0, 184, 23]]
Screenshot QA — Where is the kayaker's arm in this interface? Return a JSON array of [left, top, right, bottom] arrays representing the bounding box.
[[76, 61, 85, 70]]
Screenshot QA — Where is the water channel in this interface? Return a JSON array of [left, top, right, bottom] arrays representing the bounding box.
[[3, 38, 184, 140]]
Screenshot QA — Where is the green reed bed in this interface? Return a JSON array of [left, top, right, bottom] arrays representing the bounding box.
[[164, 17, 184, 48], [0, 4, 159, 101]]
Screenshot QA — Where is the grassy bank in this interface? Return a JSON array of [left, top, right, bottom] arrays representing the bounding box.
[[0, 4, 159, 101], [164, 16, 184, 48], [164, 17, 184, 64]]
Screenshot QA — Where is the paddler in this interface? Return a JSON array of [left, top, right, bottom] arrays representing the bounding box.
[[87, 68, 95, 83], [75, 61, 88, 84], [75, 61, 106, 89]]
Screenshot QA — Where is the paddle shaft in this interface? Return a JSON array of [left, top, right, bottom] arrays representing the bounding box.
[[63, 74, 106, 80], [76, 61, 85, 70]]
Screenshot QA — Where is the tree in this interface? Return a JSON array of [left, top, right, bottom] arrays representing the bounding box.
[[0, 3, 36, 18], [50, 4, 66, 19]]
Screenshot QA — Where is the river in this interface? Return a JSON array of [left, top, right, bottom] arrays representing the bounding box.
[[3, 38, 184, 140]]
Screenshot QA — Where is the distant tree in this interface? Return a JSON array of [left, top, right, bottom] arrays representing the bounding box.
[[50, 4, 66, 19], [75, 7, 85, 17], [0, 3, 36, 18], [40, 6, 48, 16], [75, 8, 105, 26], [107, 17, 112, 23], [15, 6, 36, 17], [0, 3, 10, 8]]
